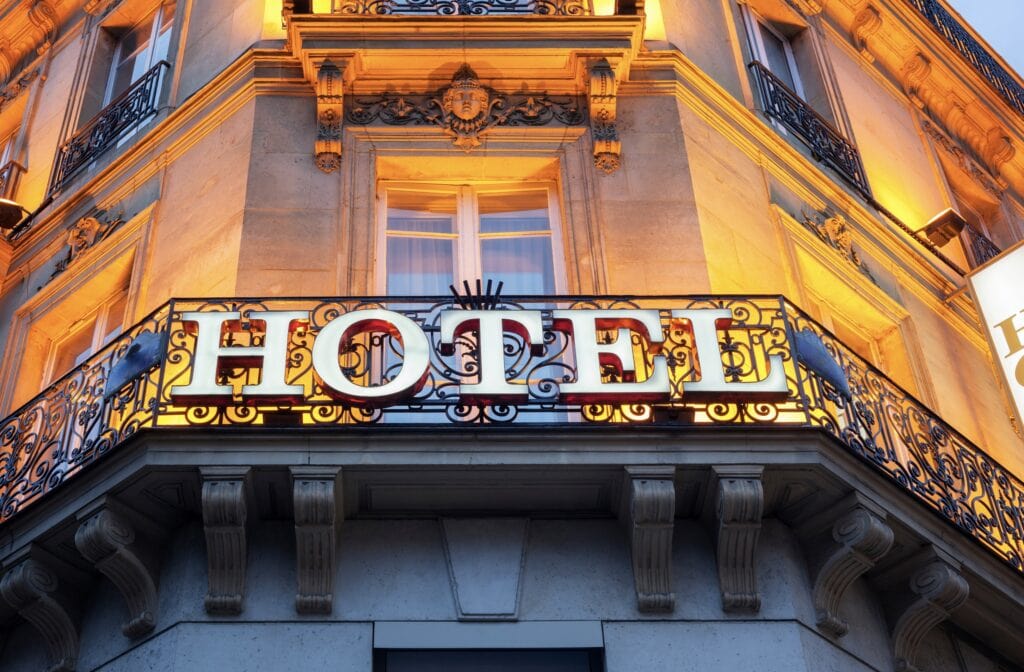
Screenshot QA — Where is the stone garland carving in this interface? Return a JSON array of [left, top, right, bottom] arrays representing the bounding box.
[[292, 466, 342, 615], [901, 52, 932, 110], [50, 212, 125, 280], [0, 67, 38, 112], [850, 5, 882, 63], [810, 504, 893, 637], [788, 0, 825, 16], [713, 465, 764, 613], [626, 466, 676, 613], [891, 558, 969, 672], [588, 59, 621, 174], [800, 212, 876, 284], [315, 60, 344, 173], [74, 504, 160, 638], [920, 119, 1002, 197], [0, 555, 79, 672], [201, 467, 250, 615], [28, 0, 59, 55], [346, 64, 585, 152]]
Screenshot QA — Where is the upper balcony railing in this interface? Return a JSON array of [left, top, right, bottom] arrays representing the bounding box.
[[748, 61, 871, 199], [304, 0, 589, 15], [0, 294, 1022, 578], [963, 225, 1002, 269], [48, 61, 170, 196], [906, 0, 1024, 117]]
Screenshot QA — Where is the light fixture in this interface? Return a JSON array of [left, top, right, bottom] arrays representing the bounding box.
[[0, 198, 30, 230], [920, 208, 967, 247]]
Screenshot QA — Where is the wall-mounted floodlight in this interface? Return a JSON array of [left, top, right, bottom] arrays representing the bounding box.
[[0, 198, 31, 230], [921, 208, 967, 247]]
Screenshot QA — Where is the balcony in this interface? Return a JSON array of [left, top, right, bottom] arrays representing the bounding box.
[[963, 224, 1002, 269], [0, 294, 1021, 580], [749, 61, 871, 199], [306, 0, 590, 15], [48, 61, 170, 196]]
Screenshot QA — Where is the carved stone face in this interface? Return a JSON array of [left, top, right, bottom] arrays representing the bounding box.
[[445, 85, 488, 121]]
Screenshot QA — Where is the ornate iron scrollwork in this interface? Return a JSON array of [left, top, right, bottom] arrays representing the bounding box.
[[332, 0, 587, 15]]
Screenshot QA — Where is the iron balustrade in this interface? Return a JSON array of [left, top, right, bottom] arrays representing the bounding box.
[[748, 61, 871, 198], [0, 294, 1023, 577], [49, 61, 170, 195], [906, 0, 1024, 117], [323, 0, 588, 14], [963, 225, 1002, 269]]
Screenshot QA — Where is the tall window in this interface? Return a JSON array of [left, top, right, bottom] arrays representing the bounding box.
[[104, 1, 176, 106], [45, 289, 128, 385], [379, 183, 565, 296], [744, 9, 804, 97]]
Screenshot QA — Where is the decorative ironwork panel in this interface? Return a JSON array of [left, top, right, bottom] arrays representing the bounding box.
[[49, 61, 169, 195], [906, 0, 1024, 117], [963, 225, 1002, 268], [748, 62, 871, 198], [330, 0, 588, 15]]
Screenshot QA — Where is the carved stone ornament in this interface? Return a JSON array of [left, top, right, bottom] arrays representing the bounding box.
[[201, 467, 251, 615], [0, 38, 11, 84], [921, 119, 1002, 197], [27, 0, 59, 55], [74, 500, 162, 638], [291, 466, 342, 614], [801, 212, 875, 283], [315, 60, 344, 173], [891, 556, 969, 672], [713, 465, 763, 613], [0, 553, 79, 672], [626, 466, 676, 612], [588, 59, 621, 174], [850, 5, 882, 62], [50, 212, 125, 281], [346, 64, 585, 152], [0, 67, 39, 112], [84, 0, 118, 16], [788, 0, 825, 16], [983, 127, 1015, 179], [901, 53, 932, 110]]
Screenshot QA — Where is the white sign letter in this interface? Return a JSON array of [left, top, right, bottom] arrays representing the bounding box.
[[439, 310, 544, 402]]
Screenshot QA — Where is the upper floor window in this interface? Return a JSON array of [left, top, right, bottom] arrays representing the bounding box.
[[745, 10, 804, 98], [378, 183, 566, 296], [105, 1, 176, 106], [45, 288, 128, 386]]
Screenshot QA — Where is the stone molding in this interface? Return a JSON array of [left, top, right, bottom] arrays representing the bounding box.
[[291, 466, 342, 614], [314, 60, 344, 173], [588, 58, 621, 174], [74, 498, 161, 638], [850, 5, 882, 62], [625, 466, 676, 613], [200, 467, 251, 616], [712, 465, 763, 613], [0, 549, 78, 672], [27, 1, 58, 55]]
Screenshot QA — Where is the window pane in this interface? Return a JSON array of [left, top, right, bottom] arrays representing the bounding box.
[[387, 237, 455, 295], [153, 2, 177, 64], [758, 23, 798, 92], [52, 320, 98, 380], [101, 293, 128, 346], [383, 650, 596, 672], [479, 190, 551, 233], [387, 191, 456, 233], [481, 236, 555, 294]]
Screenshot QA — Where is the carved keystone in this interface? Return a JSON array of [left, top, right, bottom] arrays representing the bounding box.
[[712, 465, 763, 613], [890, 551, 969, 672], [798, 494, 894, 637], [315, 60, 344, 173], [1, 549, 79, 672], [588, 59, 621, 175], [74, 498, 162, 638], [201, 467, 251, 615], [625, 466, 676, 612], [291, 466, 342, 614]]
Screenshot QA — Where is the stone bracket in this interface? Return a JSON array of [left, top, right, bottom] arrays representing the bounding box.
[[850, 5, 882, 62], [0, 547, 80, 672], [200, 466, 252, 616], [889, 550, 969, 672], [712, 465, 763, 613], [588, 58, 621, 175], [625, 466, 676, 613], [315, 60, 345, 173], [799, 493, 894, 637], [291, 466, 343, 615], [74, 497, 163, 638]]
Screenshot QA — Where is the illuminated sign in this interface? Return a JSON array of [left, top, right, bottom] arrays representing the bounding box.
[[169, 307, 789, 407], [969, 242, 1024, 428]]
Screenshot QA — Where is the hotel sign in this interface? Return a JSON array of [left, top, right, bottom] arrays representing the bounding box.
[[168, 306, 790, 408], [969, 242, 1024, 428]]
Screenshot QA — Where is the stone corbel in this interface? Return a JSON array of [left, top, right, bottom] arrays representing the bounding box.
[[27, 1, 58, 55], [850, 5, 881, 63], [74, 498, 164, 638], [888, 550, 969, 672], [712, 465, 763, 613], [201, 467, 251, 615], [983, 127, 1014, 184], [588, 59, 621, 175], [625, 466, 676, 613], [0, 548, 81, 672], [292, 466, 342, 614], [315, 60, 344, 174], [797, 494, 894, 637], [901, 53, 931, 109]]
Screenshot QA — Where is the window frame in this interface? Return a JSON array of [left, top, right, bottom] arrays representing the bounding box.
[[42, 287, 128, 386], [741, 5, 806, 99], [102, 1, 176, 107]]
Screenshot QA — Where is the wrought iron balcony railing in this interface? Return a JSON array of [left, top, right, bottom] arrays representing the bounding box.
[[749, 61, 871, 199], [906, 0, 1024, 117], [0, 295, 1022, 579], [963, 225, 1002, 269], [48, 61, 170, 196], [313, 0, 588, 14]]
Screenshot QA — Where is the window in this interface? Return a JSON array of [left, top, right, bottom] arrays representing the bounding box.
[[374, 649, 604, 672], [378, 183, 566, 295], [44, 289, 127, 385], [744, 10, 804, 97], [103, 1, 176, 107]]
